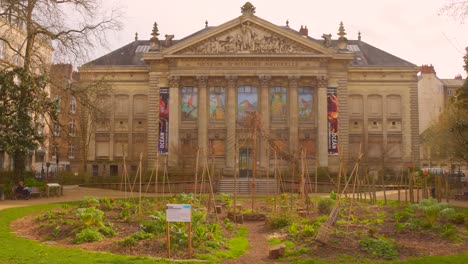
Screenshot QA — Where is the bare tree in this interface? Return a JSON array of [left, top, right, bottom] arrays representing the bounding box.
[[439, 0, 468, 23], [0, 0, 121, 70], [0, 0, 120, 178]]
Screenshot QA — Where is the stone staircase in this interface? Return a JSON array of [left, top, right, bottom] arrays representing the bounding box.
[[218, 178, 278, 194]]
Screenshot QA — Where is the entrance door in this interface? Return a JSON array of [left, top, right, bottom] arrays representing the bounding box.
[[239, 148, 253, 178]]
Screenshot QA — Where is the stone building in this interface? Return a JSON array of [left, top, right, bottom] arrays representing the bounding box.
[[418, 64, 464, 168], [79, 3, 420, 178]]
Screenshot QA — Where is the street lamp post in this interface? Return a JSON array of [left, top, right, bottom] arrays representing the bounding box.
[[46, 162, 50, 183], [37, 149, 45, 180]]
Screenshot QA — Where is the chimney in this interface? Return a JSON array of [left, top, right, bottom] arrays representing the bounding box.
[[299, 25, 308, 36], [165, 34, 174, 46], [421, 64, 436, 75]]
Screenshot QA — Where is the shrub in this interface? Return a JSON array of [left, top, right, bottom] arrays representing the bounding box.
[[359, 237, 398, 260], [318, 198, 335, 215], [140, 211, 166, 234], [269, 213, 293, 229], [302, 224, 316, 237], [80, 196, 100, 208], [74, 227, 103, 244], [76, 207, 104, 227], [132, 231, 154, 240], [99, 197, 114, 210], [99, 225, 116, 237], [117, 236, 137, 247]]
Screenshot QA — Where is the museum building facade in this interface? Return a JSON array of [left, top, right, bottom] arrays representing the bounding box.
[[79, 3, 420, 177]]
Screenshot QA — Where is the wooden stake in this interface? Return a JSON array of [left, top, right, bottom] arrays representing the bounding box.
[[188, 221, 192, 258], [155, 151, 159, 196], [138, 153, 142, 216], [166, 221, 171, 258], [194, 148, 200, 195], [315, 157, 318, 193]]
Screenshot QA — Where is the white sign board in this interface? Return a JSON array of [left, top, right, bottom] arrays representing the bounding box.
[[166, 204, 191, 222]]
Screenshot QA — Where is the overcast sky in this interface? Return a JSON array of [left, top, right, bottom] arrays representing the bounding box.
[[98, 0, 468, 78]]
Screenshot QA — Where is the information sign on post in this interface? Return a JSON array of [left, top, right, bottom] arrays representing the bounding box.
[[165, 204, 192, 259], [166, 204, 191, 222]]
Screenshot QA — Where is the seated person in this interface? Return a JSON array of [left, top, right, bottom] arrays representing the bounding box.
[[15, 181, 31, 199]]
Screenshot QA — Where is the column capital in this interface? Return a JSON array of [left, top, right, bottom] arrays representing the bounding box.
[[225, 75, 238, 87], [258, 75, 271, 87], [288, 75, 299, 87], [169, 75, 180, 88], [317, 75, 328, 88], [197, 75, 208, 87]]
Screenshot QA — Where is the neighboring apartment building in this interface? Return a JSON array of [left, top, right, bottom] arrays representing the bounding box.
[[47, 64, 81, 176], [418, 64, 464, 167], [79, 3, 420, 178], [0, 1, 53, 172]]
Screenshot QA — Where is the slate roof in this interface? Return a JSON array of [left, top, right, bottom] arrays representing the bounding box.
[[84, 25, 415, 68], [440, 79, 464, 87]]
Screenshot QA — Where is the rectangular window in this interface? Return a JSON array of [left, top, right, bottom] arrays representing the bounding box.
[[237, 86, 258, 120], [209, 87, 225, 121], [54, 96, 61, 113], [181, 87, 198, 121], [110, 165, 118, 177], [0, 40, 5, 59], [70, 96, 77, 114], [298, 87, 314, 121], [92, 165, 99, 177], [53, 121, 60, 136], [270, 87, 287, 121], [68, 144, 75, 159], [69, 120, 76, 136]]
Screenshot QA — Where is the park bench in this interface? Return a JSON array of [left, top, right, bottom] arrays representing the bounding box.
[[454, 190, 468, 201], [12, 186, 42, 200]]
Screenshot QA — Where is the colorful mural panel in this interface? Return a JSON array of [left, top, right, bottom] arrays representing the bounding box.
[[298, 87, 313, 121], [237, 86, 258, 120], [181, 87, 198, 121], [209, 87, 226, 120], [270, 87, 287, 120], [327, 88, 338, 155], [159, 88, 169, 154]]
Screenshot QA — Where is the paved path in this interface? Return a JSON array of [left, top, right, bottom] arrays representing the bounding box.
[[0, 185, 159, 211], [1, 186, 467, 211]]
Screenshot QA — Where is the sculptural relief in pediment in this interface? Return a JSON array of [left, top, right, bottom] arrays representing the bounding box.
[[176, 22, 317, 55]]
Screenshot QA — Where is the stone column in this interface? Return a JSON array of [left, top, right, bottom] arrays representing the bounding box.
[[259, 75, 271, 171], [168, 76, 180, 167], [288, 76, 299, 154], [147, 72, 160, 169], [225, 75, 237, 172], [197, 76, 209, 163], [317, 76, 329, 167]]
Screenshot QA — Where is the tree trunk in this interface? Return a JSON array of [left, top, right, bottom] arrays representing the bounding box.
[[13, 151, 26, 182]]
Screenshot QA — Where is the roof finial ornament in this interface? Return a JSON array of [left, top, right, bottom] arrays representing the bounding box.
[[205, 20, 208, 28], [358, 31, 361, 41], [135, 32, 138, 41], [337, 21, 348, 50], [149, 21, 160, 52], [286, 19, 289, 28], [241, 2, 256, 15]]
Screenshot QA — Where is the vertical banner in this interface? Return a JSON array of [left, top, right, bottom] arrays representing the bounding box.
[[327, 88, 338, 155], [159, 88, 169, 153]]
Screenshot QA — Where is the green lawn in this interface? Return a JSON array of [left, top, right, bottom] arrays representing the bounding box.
[[1, 203, 466, 264], [0, 204, 201, 264]]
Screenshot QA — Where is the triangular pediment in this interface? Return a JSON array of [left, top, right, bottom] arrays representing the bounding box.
[[163, 15, 334, 56]]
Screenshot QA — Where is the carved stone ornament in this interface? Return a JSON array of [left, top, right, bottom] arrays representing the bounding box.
[[169, 76, 180, 88], [241, 2, 256, 15], [317, 76, 328, 88], [177, 22, 314, 55], [225, 75, 238, 87]]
